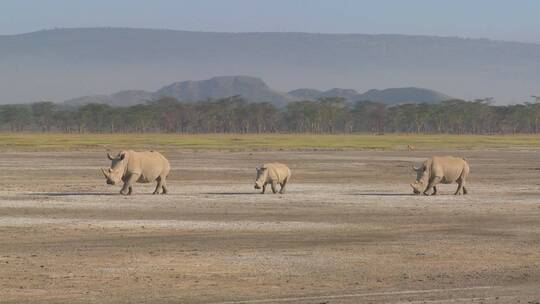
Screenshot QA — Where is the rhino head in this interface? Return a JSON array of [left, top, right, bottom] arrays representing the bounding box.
[[410, 164, 429, 194], [254, 166, 268, 189], [101, 151, 128, 185]]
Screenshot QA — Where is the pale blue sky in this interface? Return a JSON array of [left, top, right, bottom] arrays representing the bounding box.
[[1, 0, 539, 43]]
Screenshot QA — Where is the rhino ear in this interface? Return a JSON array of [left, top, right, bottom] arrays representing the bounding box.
[[107, 153, 115, 160], [412, 165, 420, 171], [119, 153, 126, 160]]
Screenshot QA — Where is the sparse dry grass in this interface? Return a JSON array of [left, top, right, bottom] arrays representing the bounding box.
[[1, 132, 540, 151]]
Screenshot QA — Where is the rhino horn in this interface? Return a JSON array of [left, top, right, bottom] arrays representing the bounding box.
[[101, 168, 109, 178]]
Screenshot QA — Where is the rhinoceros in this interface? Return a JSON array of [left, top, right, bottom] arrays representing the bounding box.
[[254, 163, 291, 194], [411, 156, 469, 196], [101, 150, 170, 195]]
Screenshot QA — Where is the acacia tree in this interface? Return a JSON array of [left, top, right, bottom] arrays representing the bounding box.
[[246, 102, 280, 133], [352, 101, 386, 133], [149, 97, 181, 133], [318, 97, 350, 133], [76, 103, 112, 133], [3, 96, 540, 134], [52, 110, 77, 133], [0, 105, 32, 131], [31, 101, 56, 132], [286, 100, 321, 133]]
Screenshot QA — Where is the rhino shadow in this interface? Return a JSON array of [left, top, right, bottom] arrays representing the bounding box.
[[202, 192, 258, 195], [351, 193, 416, 196], [28, 192, 118, 196]]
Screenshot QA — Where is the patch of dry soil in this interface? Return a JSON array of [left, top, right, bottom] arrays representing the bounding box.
[[1, 150, 539, 303]]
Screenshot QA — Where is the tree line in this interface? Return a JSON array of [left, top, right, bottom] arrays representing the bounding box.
[[1, 96, 540, 134]]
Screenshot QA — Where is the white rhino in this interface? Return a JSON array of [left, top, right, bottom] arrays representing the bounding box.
[[101, 150, 170, 195], [254, 163, 291, 194], [411, 156, 469, 196]]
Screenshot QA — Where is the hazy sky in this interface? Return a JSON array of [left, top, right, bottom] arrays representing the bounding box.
[[1, 0, 539, 43]]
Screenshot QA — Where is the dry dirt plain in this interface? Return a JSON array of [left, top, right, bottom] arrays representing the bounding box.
[[1, 149, 540, 303]]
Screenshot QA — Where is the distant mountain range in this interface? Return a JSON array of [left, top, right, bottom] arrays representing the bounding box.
[[287, 86, 451, 104], [2, 28, 540, 104], [154, 76, 295, 107], [65, 90, 154, 107], [64, 75, 452, 107]]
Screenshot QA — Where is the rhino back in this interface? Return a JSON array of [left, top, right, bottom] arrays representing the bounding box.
[[264, 163, 290, 183], [432, 156, 467, 183], [126, 151, 170, 182]]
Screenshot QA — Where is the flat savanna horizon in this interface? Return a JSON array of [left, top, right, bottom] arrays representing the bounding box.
[[2, 133, 540, 152]]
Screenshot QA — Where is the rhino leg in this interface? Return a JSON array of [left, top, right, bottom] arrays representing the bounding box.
[[279, 177, 288, 194], [120, 173, 139, 196], [261, 183, 267, 194], [456, 179, 468, 195], [153, 176, 168, 195], [152, 184, 161, 194], [271, 182, 278, 194], [161, 181, 168, 195], [128, 186, 133, 195], [423, 176, 441, 196], [432, 186, 437, 195], [120, 186, 129, 196], [153, 179, 163, 195], [454, 182, 463, 195]]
